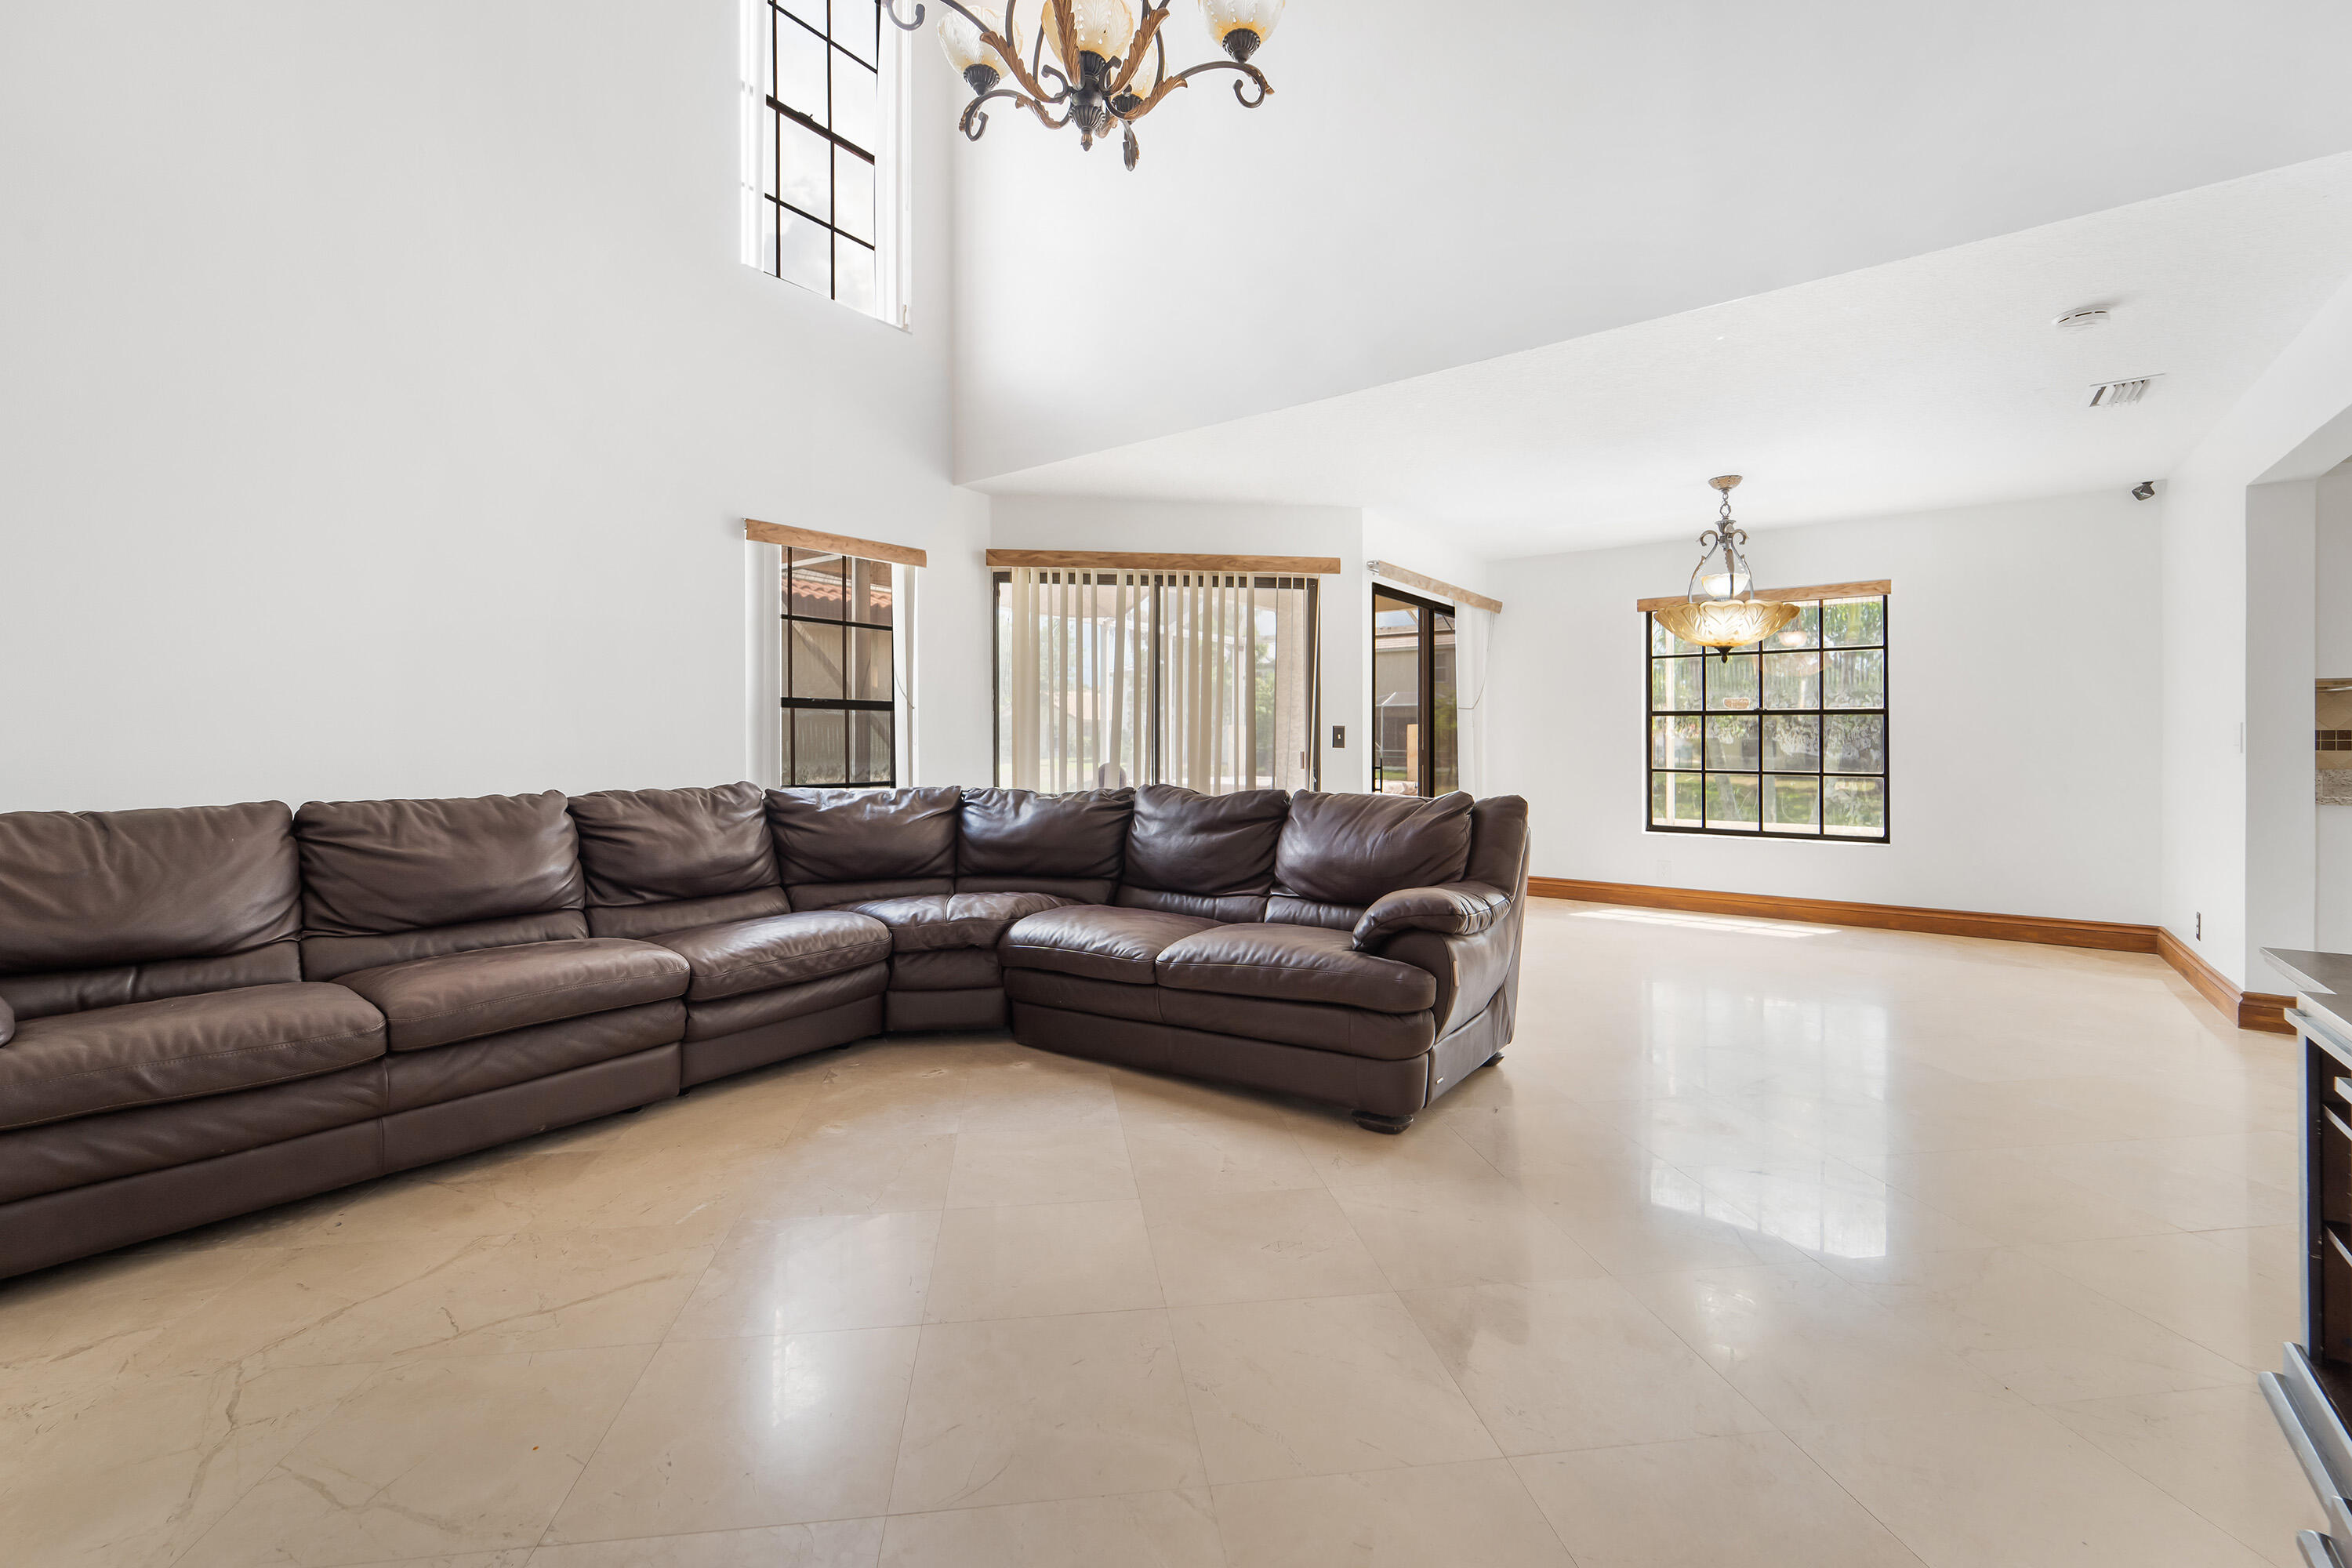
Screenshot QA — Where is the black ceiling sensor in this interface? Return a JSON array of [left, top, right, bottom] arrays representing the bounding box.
[[2132, 480, 2158, 501]]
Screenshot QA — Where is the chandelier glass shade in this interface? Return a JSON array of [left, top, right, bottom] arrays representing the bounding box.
[[877, 0, 1279, 169], [1653, 477, 1802, 652]]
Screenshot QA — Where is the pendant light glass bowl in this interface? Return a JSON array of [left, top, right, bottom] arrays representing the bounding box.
[[1654, 476, 1800, 651]]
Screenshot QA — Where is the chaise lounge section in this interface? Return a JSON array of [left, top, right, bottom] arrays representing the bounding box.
[[0, 780, 1527, 1278]]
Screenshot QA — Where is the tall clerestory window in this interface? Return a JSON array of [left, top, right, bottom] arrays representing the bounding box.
[[744, 0, 909, 325]]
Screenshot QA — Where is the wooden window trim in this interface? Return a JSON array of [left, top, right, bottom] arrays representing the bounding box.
[[746, 519, 927, 568], [1367, 560, 1501, 615], [985, 550, 1343, 575]]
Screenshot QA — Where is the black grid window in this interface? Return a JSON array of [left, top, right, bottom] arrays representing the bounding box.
[[783, 548, 895, 786], [1646, 595, 1889, 841], [758, 1, 884, 315]]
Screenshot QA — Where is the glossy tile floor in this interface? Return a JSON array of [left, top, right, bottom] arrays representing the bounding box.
[[0, 898, 2325, 1566]]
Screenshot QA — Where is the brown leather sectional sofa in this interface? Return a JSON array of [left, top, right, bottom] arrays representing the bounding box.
[[0, 782, 1529, 1279]]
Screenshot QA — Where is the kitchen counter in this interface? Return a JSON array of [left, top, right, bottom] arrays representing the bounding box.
[[2263, 947, 2352, 1040]]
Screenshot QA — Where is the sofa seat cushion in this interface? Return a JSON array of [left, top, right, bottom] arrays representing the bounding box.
[[836, 891, 1073, 953], [336, 939, 689, 1051], [1000, 906, 1222, 985], [1154, 924, 1437, 1014], [0, 982, 386, 1131], [648, 912, 890, 1001]]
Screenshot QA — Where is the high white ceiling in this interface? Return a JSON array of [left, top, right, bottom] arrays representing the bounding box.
[[971, 151, 2352, 556], [953, 0, 2352, 545]]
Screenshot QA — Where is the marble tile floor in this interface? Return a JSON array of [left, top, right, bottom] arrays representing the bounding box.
[[0, 898, 2324, 1566]]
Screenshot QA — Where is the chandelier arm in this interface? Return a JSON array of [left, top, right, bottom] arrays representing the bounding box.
[[934, 0, 1067, 107], [1123, 57, 1272, 119], [959, 85, 1072, 139], [1107, 1, 1174, 100], [877, 0, 926, 31]]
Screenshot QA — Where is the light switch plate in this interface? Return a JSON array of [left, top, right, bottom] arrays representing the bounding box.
[[1331, 725, 1346, 748]]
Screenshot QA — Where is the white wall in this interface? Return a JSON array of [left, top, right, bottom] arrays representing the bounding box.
[[0, 2, 992, 814], [2160, 270, 2352, 989], [2246, 481, 2318, 971], [952, 0, 2352, 481], [1483, 492, 2162, 924], [2318, 470, 2352, 952]]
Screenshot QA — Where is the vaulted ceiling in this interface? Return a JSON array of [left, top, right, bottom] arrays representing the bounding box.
[[951, 0, 2352, 550]]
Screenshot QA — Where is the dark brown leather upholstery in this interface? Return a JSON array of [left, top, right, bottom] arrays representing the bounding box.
[[0, 801, 303, 1020], [1115, 785, 1287, 922], [684, 962, 887, 1041], [335, 939, 688, 1051], [302, 911, 590, 983], [956, 789, 1131, 901], [569, 784, 782, 921], [381, 1045, 679, 1174], [1155, 924, 1438, 1014], [890, 948, 1001, 991], [383, 1001, 684, 1112], [0, 983, 386, 1130], [0, 1059, 385, 1204], [840, 891, 1070, 952], [296, 791, 585, 936], [1272, 790, 1475, 910], [768, 786, 960, 886], [684, 992, 884, 1086], [588, 888, 792, 940], [648, 912, 890, 1000], [1352, 883, 1513, 951], [0, 778, 1528, 1281], [296, 793, 589, 978], [1000, 906, 1221, 985]]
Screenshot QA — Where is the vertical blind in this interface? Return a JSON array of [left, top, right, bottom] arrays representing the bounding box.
[[1000, 569, 1318, 794]]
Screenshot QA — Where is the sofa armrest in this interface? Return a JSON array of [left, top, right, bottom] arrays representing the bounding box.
[[0, 996, 12, 1047], [1352, 882, 1512, 953]]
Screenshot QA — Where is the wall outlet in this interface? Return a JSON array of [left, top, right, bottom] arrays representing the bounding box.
[[2195, 912, 2202, 940], [1330, 725, 1346, 749]]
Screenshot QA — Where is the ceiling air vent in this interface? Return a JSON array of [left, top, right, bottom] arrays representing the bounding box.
[[2088, 375, 2160, 408]]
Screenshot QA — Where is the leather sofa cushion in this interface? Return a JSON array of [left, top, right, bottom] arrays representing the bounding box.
[[296, 792, 584, 937], [569, 783, 781, 908], [0, 1058, 386, 1206], [0, 982, 387, 1131], [336, 939, 688, 1051], [588, 888, 793, 941], [768, 786, 960, 886], [1156, 989, 1436, 1061], [648, 912, 891, 1000], [1155, 924, 1437, 1014], [685, 963, 887, 1041], [0, 800, 300, 979], [1272, 791, 1474, 910], [1, 943, 302, 1025], [958, 789, 1132, 880], [889, 948, 1001, 992], [839, 891, 1070, 953], [1120, 785, 1287, 899], [301, 911, 588, 984], [384, 1001, 684, 1112], [1000, 906, 1221, 985]]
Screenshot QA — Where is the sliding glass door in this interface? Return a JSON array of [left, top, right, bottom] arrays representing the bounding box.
[[993, 569, 1320, 794], [1373, 586, 1457, 797]]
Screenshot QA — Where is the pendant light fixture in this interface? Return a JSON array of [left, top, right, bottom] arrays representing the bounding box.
[[882, 0, 1280, 170], [1653, 477, 1801, 655]]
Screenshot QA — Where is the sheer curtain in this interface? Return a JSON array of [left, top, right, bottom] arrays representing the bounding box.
[[1002, 568, 1317, 794]]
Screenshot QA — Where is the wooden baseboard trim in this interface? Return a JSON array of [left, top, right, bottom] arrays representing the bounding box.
[[1529, 877, 2296, 1033]]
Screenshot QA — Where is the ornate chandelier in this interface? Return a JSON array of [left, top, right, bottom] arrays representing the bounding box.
[[880, 0, 1284, 169], [1653, 477, 1802, 654]]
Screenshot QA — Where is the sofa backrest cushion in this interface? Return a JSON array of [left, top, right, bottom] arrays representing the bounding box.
[[1270, 791, 1475, 925], [767, 787, 960, 905], [294, 793, 585, 977], [0, 802, 303, 1020], [1464, 795, 1532, 893], [1117, 785, 1287, 900], [956, 788, 1131, 904], [570, 784, 781, 908]]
